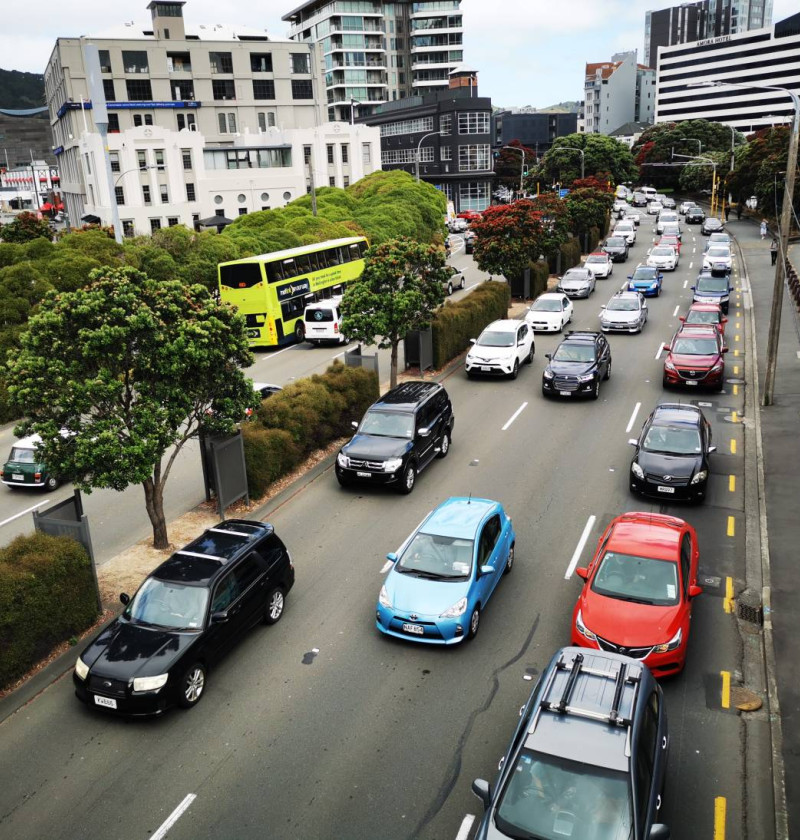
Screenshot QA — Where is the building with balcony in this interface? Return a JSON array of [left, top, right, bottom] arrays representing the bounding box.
[[492, 110, 578, 157], [283, 1, 464, 123], [581, 51, 655, 135], [44, 1, 327, 225]]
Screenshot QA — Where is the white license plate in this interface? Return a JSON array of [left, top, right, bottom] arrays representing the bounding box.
[[480, 366, 491, 371], [685, 381, 698, 386], [402, 623, 424, 635], [12, 474, 24, 481], [657, 486, 676, 494], [559, 390, 571, 396], [356, 471, 371, 478], [94, 695, 117, 709]]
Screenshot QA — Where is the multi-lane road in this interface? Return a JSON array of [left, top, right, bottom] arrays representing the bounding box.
[[0, 221, 768, 840]]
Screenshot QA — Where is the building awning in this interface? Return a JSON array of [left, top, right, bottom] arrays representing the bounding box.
[[81, 214, 101, 224]]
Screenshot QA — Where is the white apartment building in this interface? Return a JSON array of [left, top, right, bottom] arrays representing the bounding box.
[[44, 1, 328, 226], [77, 121, 381, 237], [581, 51, 656, 136], [283, 0, 465, 122]]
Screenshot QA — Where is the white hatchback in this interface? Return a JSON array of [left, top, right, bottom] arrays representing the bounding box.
[[524, 293, 574, 333], [613, 221, 637, 245], [465, 320, 535, 379], [647, 245, 679, 271], [702, 246, 733, 272]]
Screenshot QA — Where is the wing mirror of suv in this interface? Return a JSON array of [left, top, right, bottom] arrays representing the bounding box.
[[575, 567, 589, 580], [688, 584, 703, 599], [417, 426, 431, 438], [708, 445, 717, 454], [721, 347, 729, 353], [119, 592, 130, 606], [211, 611, 229, 624], [471, 778, 491, 807], [722, 317, 729, 324], [649, 826, 671, 840], [690, 286, 696, 291], [679, 316, 686, 322], [386, 552, 398, 563], [627, 275, 633, 280], [544, 353, 552, 360], [628, 438, 638, 446], [469, 338, 477, 344]]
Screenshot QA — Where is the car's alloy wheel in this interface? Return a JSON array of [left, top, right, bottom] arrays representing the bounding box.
[[447, 282, 454, 296], [592, 379, 601, 400], [178, 663, 206, 709], [295, 321, 305, 342], [437, 432, 450, 458], [526, 346, 534, 365], [504, 543, 515, 575], [264, 587, 285, 625], [44, 476, 60, 491], [400, 463, 416, 494], [510, 359, 519, 380], [467, 606, 480, 639], [604, 361, 611, 381]]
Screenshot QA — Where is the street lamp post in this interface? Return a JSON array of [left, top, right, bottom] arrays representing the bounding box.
[[415, 131, 445, 183], [349, 97, 363, 127], [672, 151, 718, 213], [680, 137, 703, 156], [553, 146, 584, 181], [690, 80, 800, 406], [502, 145, 526, 198]]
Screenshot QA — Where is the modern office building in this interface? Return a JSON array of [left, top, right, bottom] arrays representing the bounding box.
[[44, 1, 328, 225], [654, 11, 800, 133], [492, 110, 578, 157], [358, 67, 491, 212], [645, 0, 774, 68], [283, 0, 465, 123], [581, 52, 655, 135]]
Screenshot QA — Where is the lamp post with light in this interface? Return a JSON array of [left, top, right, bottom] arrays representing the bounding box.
[[415, 131, 445, 183], [502, 145, 526, 198]]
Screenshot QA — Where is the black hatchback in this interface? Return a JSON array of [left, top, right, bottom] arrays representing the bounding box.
[[542, 331, 612, 400], [602, 236, 629, 262], [73, 520, 295, 715]]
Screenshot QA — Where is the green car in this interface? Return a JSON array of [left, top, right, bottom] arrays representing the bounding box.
[[1, 435, 61, 491]]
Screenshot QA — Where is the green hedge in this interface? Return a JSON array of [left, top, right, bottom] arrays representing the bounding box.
[[431, 280, 510, 369], [243, 361, 379, 498], [588, 226, 601, 253], [0, 533, 99, 690], [529, 261, 551, 298]]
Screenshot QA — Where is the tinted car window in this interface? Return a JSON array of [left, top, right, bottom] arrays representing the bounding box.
[[211, 572, 238, 613], [478, 515, 501, 565], [680, 534, 692, 595], [234, 554, 263, 594]]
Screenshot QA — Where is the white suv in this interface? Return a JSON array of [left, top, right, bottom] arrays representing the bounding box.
[[613, 220, 637, 245], [465, 319, 535, 379], [303, 299, 347, 345]]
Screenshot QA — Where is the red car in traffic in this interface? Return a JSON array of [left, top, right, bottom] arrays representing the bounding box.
[[571, 512, 702, 677], [663, 324, 727, 390], [680, 302, 728, 336], [658, 234, 682, 255]]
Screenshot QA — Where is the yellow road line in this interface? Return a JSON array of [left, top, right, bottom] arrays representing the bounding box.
[[734, 365, 739, 375], [724, 576, 734, 613], [736, 322, 741, 329], [715, 796, 727, 838], [734, 349, 740, 357], [727, 516, 735, 537], [735, 334, 740, 343], [733, 384, 739, 396], [732, 411, 738, 423], [731, 438, 737, 454], [729, 475, 736, 492], [721, 672, 731, 709]]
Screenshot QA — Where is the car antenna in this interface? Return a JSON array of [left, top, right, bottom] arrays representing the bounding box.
[[467, 492, 471, 504]]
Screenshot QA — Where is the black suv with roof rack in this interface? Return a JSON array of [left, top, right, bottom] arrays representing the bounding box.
[[542, 331, 612, 400], [472, 647, 670, 840], [336, 381, 454, 494], [73, 519, 294, 716]]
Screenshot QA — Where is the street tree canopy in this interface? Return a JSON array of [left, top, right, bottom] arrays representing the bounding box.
[[0, 212, 52, 243], [340, 238, 447, 388], [6, 266, 254, 548], [564, 176, 615, 235], [535, 134, 636, 187], [727, 125, 798, 212], [494, 140, 537, 193]]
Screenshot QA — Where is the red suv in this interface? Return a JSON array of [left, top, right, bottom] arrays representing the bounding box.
[[680, 302, 728, 336], [571, 512, 702, 677], [663, 324, 727, 390]]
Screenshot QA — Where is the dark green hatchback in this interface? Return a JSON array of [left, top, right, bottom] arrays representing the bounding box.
[[1, 435, 61, 491]]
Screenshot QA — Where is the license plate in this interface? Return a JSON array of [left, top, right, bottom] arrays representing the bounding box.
[[657, 486, 675, 494], [402, 623, 424, 635], [685, 381, 698, 386], [12, 474, 24, 481], [480, 366, 491, 371], [356, 471, 371, 478], [559, 390, 571, 396], [94, 695, 117, 709]]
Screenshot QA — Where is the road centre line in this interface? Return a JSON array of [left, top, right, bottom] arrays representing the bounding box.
[[689, 261, 693, 269], [565, 515, 597, 580], [151, 794, 197, 840], [625, 402, 642, 434], [0, 500, 46, 529], [715, 796, 727, 839], [654, 342, 664, 360], [683, 280, 688, 289], [502, 402, 528, 431], [672, 305, 680, 318], [455, 814, 476, 840], [721, 672, 731, 710]]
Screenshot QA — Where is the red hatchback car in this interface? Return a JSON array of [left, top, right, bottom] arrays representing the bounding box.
[[571, 512, 702, 677], [659, 234, 682, 255], [663, 324, 727, 390], [680, 302, 728, 336]]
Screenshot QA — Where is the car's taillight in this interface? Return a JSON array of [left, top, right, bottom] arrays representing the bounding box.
[[34, 472, 42, 481], [334, 323, 339, 333]]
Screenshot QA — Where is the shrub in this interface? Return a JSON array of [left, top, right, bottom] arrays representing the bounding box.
[[0, 532, 99, 690], [529, 261, 551, 298], [431, 281, 511, 369], [241, 426, 301, 498], [560, 238, 582, 268], [588, 226, 601, 253]]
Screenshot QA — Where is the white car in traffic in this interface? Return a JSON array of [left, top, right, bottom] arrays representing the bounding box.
[[465, 319, 535, 379], [702, 246, 733, 272], [647, 245, 679, 271], [583, 252, 613, 279], [524, 293, 573, 333], [613, 221, 637, 245]]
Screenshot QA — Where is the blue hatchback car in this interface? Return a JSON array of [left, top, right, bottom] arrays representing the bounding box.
[[627, 264, 663, 297], [376, 497, 515, 644]]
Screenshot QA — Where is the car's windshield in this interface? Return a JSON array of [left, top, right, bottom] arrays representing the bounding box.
[[553, 343, 595, 362], [651, 247, 673, 257], [532, 299, 562, 312], [478, 330, 515, 348], [124, 577, 209, 630], [686, 310, 719, 325], [632, 269, 655, 282], [673, 336, 719, 355], [710, 234, 730, 243], [395, 532, 474, 580], [592, 550, 680, 606], [585, 255, 605, 264], [707, 247, 729, 258], [359, 409, 414, 439], [607, 298, 638, 311], [697, 276, 729, 292], [605, 238, 625, 247], [8, 446, 36, 464], [643, 425, 702, 455], [495, 749, 633, 840], [662, 225, 680, 234], [564, 270, 590, 280]]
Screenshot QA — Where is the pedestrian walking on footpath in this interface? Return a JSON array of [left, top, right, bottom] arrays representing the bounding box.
[[724, 205, 731, 221], [760, 219, 768, 239], [771, 238, 778, 266]]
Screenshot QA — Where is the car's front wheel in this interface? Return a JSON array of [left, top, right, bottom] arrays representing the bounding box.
[[604, 361, 611, 381], [399, 462, 416, 495], [263, 587, 286, 625], [178, 662, 206, 709], [437, 431, 451, 458], [467, 606, 481, 640], [510, 359, 520, 380], [504, 543, 515, 575], [447, 282, 454, 296], [460, 275, 466, 289], [591, 379, 601, 400], [526, 345, 534, 365]]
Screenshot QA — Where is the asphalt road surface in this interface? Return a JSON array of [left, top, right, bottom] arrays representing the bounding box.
[[0, 222, 760, 840]]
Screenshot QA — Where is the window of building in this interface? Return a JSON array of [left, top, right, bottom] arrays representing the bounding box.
[[103, 79, 116, 102], [209, 52, 233, 74], [253, 79, 276, 100], [167, 51, 192, 73], [341, 144, 349, 163], [381, 147, 434, 164], [292, 80, 314, 99], [250, 52, 273, 72], [441, 146, 452, 161], [133, 114, 153, 127], [143, 185, 152, 205], [177, 112, 196, 131], [150, 218, 162, 233], [108, 113, 120, 133], [182, 149, 192, 170], [327, 144, 335, 164], [160, 184, 169, 203], [439, 113, 452, 135], [343, 176, 350, 187], [155, 149, 165, 171], [137, 150, 148, 170], [238, 208, 248, 216], [99, 50, 112, 73], [122, 51, 148, 73], [167, 217, 179, 227], [458, 144, 490, 172], [380, 116, 434, 137], [126, 79, 153, 101], [212, 80, 236, 101], [458, 112, 490, 134], [172, 80, 195, 101], [109, 151, 120, 173], [122, 219, 135, 237], [329, 176, 336, 187], [291, 53, 311, 74], [115, 186, 125, 205], [303, 145, 312, 164], [458, 180, 490, 211], [258, 112, 276, 131], [362, 143, 372, 164], [217, 113, 237, 133], [186, 183, 196, 201]]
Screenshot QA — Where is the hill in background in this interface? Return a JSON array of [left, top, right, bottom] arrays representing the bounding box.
[[0, 69, 46, 109]]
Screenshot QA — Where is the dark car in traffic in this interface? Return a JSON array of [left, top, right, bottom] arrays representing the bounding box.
[[335, 381, 453, 494], [685, 206, 705, 224], [74, 519, 295, 715], [471, 646, 670, 840], [663, 325, 727, 390], [701, 217, 724, 235], [692, 269, 733, 314], [629, 403, 715, 502], [542, 331, 612, 400], [602, 236, 630, 262]]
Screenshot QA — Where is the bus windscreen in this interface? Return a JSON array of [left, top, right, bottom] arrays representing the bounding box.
[[220, 263, 263, 289]]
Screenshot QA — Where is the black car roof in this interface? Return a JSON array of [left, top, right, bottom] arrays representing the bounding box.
[[652, 403, 703, 428], [563, 331, 600, 343], [373, 381, 441, 411]]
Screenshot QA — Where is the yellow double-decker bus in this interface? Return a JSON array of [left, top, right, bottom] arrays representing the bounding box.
[[218, 236, 369, 347]]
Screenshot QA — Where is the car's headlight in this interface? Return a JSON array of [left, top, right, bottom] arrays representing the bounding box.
[[578, 373, 595, 382], [653, 628, 682, 653], [337, 452, 349, 468], [575, 609, 597, 642], [631, 462, 644, 479], [74, 656, 89, 681], [132, 673, 169, 692], [440, 597, 468, 618], [711, 361, 724, 372], [691, 470, 708, 485], [650, 280, 659, 288], [384, 458, 403, 473], [664, 360, 676, 371], [378, 585, 392, 609], [543, 369, 554, 379]]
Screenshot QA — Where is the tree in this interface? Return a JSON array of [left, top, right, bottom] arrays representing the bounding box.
[[340, 238, 447, 388], [0, 212, 52, 244], [727, 125, 798, 214], [494, 140, 536, 193], [6, 266, 254, 549], [678, 150, 728, 194], [535, 134, 636, 187], [564, 177, 615, 237]]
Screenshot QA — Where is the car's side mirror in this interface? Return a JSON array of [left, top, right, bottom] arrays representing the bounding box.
[[119, 593, 130, 606], [722, 347, 729, 353], [722, 317, 729, 324], [688, 584, 703, 599], [691, 286, 696, 291], [418, 426, 431, 438], [628, 438, 638, 446], [472, 779, 492, 807], [575, 567, 589, 580], [351, 420, 358, 430], [649, 825, 671, 840], [679, 316, 686, 322], [469, 338, 476, 344], [386, 552, 398, 563], [544, 353, 552, 360], [480, 565, 495, 576], [211, 611, 229, 624], [708, 445, 717, 453], [627, 275, 633, 280], [600, 304, 606, 309]]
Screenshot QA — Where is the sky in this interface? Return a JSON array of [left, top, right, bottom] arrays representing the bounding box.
[[0, 0, 796, 109]]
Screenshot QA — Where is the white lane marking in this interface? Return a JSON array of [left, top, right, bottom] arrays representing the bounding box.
[[672, 305, 680, 318], [332, 344, 355, 359], [683, 280, 688, 289], [0, 500, 47, 529], [565, 515, 597, 579], [692, 247, 697, 253], [654, 341, 665, 360], [151, 794, 197, 840], [502, 401, 528, 431], [689, 261, 693, 269], [625, 402, 642, 434], [456, 814, 476, 840]]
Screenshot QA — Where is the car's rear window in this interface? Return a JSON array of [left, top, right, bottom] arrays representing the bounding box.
[[7, 446, 36, 464], [305, 307, 334, 322]]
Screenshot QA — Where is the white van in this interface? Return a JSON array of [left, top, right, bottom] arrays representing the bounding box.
[[303, 298, 347, 345], [640, 186, 657, 200]]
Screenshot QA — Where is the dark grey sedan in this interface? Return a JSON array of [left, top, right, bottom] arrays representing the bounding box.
[[557, 267, 596, 299]]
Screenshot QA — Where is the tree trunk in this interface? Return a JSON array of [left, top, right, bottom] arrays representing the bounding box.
[[142, 476, 169, 549], [390, 340, 399, 390]]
